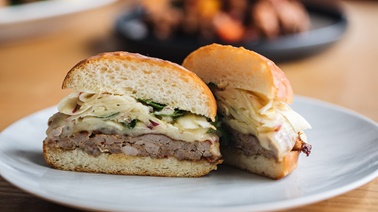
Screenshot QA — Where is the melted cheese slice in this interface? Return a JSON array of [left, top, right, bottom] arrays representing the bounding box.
[[215, 88, 311, 160], [57, 91, 218, 144]]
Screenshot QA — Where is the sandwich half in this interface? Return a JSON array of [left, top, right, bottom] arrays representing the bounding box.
[[43, 51, 223, 177], [182, 44, 311, 179]]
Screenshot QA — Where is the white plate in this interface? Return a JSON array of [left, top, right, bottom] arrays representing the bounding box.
[[0, 96, 377, 212], [0, 0, 116, 41]]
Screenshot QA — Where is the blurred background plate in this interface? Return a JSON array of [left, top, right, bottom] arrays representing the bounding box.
[[0, 0, 117, 41], [115, 0, 347, 63]]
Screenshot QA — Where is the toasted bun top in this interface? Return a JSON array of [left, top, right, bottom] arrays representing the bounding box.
[[62, 51, 217, 120], [182, 44, 293, 103]]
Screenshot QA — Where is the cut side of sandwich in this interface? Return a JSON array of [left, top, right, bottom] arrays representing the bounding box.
[[182, 44, 312, 179], [43, 51, 223, 177]]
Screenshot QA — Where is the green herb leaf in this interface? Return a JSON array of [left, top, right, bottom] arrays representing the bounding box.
[[171, 109, 186, 120], [138, 99, 166, 111], [98, 112, 120, 119], [207, 128, 216, 133], [122, 119, 138, 129], [207, 112, 231, 145], [153, 109, 186, 120]]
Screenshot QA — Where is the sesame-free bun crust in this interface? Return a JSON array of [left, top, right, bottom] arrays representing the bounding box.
[[182, 44, 293, 103], [183, 44, 299, 179], [221, 146, 299, 180], [63, 51, 217, 120], [43, 145, 221, 177]]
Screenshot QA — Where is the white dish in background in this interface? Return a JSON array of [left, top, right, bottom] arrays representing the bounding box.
[[0, 0, 116, 41], [0, 96, 377, 212]]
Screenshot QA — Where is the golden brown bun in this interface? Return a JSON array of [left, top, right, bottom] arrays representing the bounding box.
[[182, 44, 293, 104], [44, 51, 222, 177], [183, 44, 300, 179], [63, 51, 217, 121], [221, 146, 299, 179], [43, 145, 222, 177]]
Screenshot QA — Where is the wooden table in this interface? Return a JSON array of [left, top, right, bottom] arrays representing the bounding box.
[[0, 1, 377, 211]]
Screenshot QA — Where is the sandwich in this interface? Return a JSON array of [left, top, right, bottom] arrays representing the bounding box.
[[43, 51, 223, 177], [182, 44, 312, 179]]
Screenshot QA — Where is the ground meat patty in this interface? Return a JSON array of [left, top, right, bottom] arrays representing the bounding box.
[[44, 131, 219, 162], [225, 128, 311, 159], [226, 130, 277, 159]]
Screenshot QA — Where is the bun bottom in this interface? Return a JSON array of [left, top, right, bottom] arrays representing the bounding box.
[[221, 146, 299, 179], [43, 145, 222, 177]]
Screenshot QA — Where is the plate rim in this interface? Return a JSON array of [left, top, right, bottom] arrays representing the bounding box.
[[0, 0, 117, 26], [0, 96, 377, 212]]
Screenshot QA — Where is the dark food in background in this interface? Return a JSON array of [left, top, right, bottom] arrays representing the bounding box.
[[1, 0, 47, 6], [141, 0, 310, 43]]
